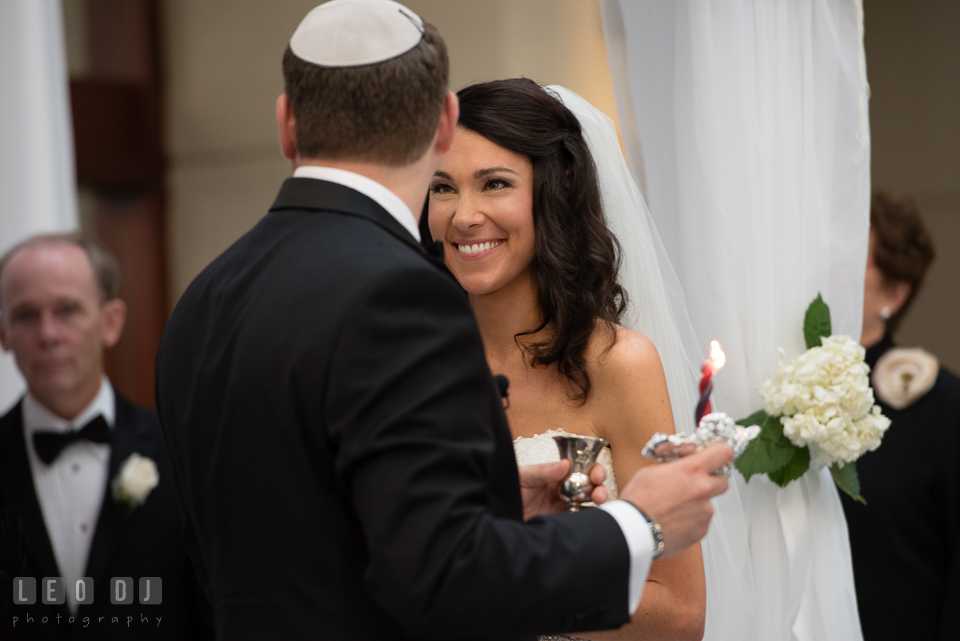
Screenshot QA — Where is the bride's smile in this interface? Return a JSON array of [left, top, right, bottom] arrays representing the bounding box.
[[454, 239, 504, 257], [428, 127, 536, 296]]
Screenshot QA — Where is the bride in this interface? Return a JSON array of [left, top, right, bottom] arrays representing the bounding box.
[[426, 78, 706, 641]]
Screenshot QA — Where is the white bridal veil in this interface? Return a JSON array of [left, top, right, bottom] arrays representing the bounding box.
[[595, 0, 871, 639], [550, 85, 758, 641]]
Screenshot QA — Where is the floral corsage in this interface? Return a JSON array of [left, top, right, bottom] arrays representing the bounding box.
[[872, 347, 938, 409]]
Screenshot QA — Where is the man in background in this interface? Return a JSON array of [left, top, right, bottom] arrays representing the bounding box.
[[0, 233, 212, 640]]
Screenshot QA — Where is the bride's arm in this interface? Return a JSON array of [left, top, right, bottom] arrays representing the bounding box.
[[580, 326, 707, 641]]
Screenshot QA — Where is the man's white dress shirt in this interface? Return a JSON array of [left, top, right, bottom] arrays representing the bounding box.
[[23, 377, 115, 614], [291, 165, 654, 613], [293, 165, 421, 241]]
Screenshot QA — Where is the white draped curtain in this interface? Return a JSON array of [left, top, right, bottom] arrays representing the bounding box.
[[601, 1, 870, 639], [0, 0, 79, 413]]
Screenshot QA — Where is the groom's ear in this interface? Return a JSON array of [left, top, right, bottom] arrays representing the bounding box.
[[276, 93, 298, 162], [434, 91, 459, 156]]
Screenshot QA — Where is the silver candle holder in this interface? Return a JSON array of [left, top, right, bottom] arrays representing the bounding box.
[[641, 412, 760, 476]]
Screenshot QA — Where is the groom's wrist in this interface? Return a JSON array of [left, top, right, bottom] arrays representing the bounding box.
[[597, 500, 654, 614], [622, 500, 665, 560]]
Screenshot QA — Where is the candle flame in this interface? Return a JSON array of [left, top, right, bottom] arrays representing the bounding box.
[[708, 340, 726, 373]]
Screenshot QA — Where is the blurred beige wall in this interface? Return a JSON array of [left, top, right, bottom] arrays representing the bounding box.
[[161, 0, 960, 370], [865, 1, 960, 371], [161, 0, 618, 302]]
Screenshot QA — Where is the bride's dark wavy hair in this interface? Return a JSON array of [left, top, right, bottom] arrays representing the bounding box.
[[432, 78, 627, 403]]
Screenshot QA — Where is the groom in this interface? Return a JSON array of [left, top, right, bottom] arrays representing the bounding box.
[[155, 1, 732, 639]]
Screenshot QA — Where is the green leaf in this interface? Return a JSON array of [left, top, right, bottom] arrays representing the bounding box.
[[736, 409, 769, 428], [767, 445, 811, 487], [734, 413, 798, 482], [803, 293, 832, 350], [831, 461, 866, 505]]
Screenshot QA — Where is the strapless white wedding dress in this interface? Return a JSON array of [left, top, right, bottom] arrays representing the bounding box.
[[513, 430, 618, 641], [513, 429, 620, 501]]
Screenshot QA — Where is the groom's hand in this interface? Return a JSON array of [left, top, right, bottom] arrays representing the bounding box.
[[518, 460, 608, 520], [619, 443, 733, 559]]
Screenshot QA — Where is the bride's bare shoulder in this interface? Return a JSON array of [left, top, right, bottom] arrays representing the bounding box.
[[586, 322, 674, 440], [587, 322, 665, 386]]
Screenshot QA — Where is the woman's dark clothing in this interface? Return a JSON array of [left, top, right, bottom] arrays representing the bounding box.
[[841, 334, 960, 641]]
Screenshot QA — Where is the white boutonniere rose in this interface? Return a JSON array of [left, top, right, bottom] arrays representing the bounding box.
[[112, 453, 159, 513]]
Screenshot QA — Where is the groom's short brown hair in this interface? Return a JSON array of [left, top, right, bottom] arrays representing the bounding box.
[[282, 20, 448, 167]]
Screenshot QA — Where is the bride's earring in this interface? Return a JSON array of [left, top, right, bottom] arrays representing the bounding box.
[[880, 306, 892, 320]]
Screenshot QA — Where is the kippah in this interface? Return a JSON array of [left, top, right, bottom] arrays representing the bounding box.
[[290, 0, 425, 68]]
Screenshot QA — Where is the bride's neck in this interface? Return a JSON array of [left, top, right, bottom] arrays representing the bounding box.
[[469, 269, 545, 369]]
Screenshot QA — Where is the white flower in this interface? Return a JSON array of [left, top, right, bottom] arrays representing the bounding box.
[[112, 453, 159, 510], [760, 335, 890, 466]]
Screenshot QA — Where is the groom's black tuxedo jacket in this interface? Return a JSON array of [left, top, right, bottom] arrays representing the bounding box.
[[0, 394, 213, 640], [155, 178, 632, 640]]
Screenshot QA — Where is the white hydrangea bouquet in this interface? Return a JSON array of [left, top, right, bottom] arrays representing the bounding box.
[[734, 295, 890, 503]]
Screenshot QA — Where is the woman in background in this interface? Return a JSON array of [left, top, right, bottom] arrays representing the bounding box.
[[426, 78, 706, 641], [841, 189, 960, 641]]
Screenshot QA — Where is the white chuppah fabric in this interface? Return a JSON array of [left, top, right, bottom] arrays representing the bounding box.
[[0, 0, 79, 413], [601, 1, 870, 640]]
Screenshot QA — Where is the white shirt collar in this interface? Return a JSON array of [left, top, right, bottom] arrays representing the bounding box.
[[23, 376, 116, 434], [292, 165, 421, 241]]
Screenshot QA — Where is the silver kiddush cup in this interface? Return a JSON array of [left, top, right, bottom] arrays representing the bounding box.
[[553, 435, 610, 512]]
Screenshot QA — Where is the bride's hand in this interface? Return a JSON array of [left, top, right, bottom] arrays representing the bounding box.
[[518, 460, 608, 520]]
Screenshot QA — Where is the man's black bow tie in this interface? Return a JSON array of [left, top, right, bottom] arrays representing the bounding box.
[[33, 415, 111, 465]]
